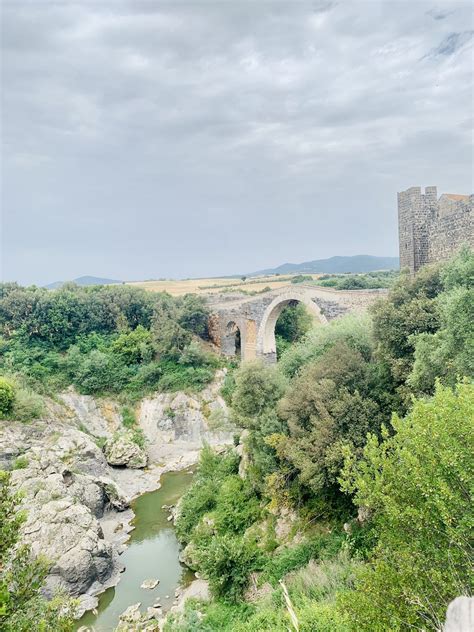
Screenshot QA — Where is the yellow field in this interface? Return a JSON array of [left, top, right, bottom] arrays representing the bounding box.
[[128, 274, 323, 296]]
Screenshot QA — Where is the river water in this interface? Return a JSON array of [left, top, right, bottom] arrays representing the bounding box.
[[78, 469, 194, 632]]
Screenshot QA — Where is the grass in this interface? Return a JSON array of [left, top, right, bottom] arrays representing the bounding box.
[[128, 274, 325, 296]]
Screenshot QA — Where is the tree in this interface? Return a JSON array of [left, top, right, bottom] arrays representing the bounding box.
[[0, 472, 74, 631], [370, 265, 443, 406], [409, 249, 474, 393], [231, 361, 287, 425], [340, 382, 474, 631]]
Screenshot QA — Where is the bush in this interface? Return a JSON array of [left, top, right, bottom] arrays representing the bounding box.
[[213, 476, 261, 534], [0, 378, 15, 416], [231, 361, 287, 425], [175, 447, 239, 544], [279, 314, 373, 378], [196, 534, 262, 602], [340, 381, 474, 630], [261, 534, 344, 586], [11, 387, 44, 422], [70, 350, 132, 394]]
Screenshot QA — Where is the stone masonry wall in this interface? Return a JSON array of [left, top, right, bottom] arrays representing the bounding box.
[[398, 186, 473, 274]]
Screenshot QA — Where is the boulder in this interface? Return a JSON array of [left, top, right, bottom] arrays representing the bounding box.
[[104, 432, 147, 469], [4, 421, 128, 600], [141, 578, 160, 589]]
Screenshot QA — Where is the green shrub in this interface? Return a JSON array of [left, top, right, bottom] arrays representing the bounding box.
[[11, 456, 28, 470], [0, 378, 15, 416], [196, 534, 262, 602], [11, 387, 44, 421], [213, 476, 261, 534], [175, 447, 239, 544], [220, 370, 236, 405], [340, 381, 474, 630], [261, 533, 344, 586], [164, 599, 254, 632], [279, 314, 373, 378], [121, 406, 136, 428]]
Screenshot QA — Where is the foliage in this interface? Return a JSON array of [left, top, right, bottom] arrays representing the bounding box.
[[0, 375, 44, 422], [213, 476, 261, 534], [409, 249, 474, 393], [0, 283, 217, 398], [314, 270, 399, 290], [290, 275, 313, 284], [272, 342, 385, 510], [0, 378, 14, 416], [231, 361, 287, 426], [0, 471, 74, 631], [261, 532, 344, 586], [339, 382, 474, 631], [175, 446, 240, 544], [196, 533, 262, 602], [164, 599, 254, 632], [275, 303, 313, 358], [370, 265, 442, 394], [279, 313, 373, 378]]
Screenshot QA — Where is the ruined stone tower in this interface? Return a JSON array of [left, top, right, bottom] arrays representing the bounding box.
[[398, 186, 473, 274]]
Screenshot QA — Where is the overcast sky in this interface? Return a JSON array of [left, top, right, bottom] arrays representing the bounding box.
[[1, 1, 473, 285]]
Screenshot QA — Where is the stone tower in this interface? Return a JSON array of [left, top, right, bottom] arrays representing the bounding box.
[[398, 186, 473, 274]]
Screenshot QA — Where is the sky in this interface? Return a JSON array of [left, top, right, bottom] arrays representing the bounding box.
[[1, 1, 473, 286]]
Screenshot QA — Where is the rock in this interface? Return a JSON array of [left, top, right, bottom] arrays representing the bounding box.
[[1, 420, 130, 603], [146, 606, 162, 620], [103, 432, 147, 469], [120, 602, 141, 620], [141, 578, 160, 589], [444, 596, 474, 632], [168, 579, 210, 615]]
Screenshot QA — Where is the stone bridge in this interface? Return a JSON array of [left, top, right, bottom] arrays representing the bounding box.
[[207, 284, 386, 363]]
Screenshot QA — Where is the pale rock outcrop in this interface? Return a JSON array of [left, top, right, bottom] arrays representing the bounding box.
[[104, 431, 148, 469], [1, 421, 129, 602], [60, 389, 122, 438], [138, 369, 234, 467]]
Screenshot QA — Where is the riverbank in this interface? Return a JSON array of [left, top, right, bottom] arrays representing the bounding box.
[[0, 371, 235, 620], [78, 469, 195, 632]]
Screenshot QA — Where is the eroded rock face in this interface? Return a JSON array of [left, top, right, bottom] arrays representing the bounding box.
[[0, 371, 235, 616], [139, 369, 234, 463], [1, 421, 129, 599], [104, 432, 148, 469]]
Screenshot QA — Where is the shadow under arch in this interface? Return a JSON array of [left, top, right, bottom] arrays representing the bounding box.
[[222, 320, 241, 357]]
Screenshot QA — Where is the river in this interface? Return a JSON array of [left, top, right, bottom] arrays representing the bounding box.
[[78, 469, 194, 631]]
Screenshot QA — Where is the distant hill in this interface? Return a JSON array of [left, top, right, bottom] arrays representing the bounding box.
[[45, 276, 122, 289], [249, 255, 399, 276]]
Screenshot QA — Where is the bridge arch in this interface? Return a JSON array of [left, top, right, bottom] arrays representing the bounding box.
[[222, 320, 242, 357], [256, 291, 327, 363]]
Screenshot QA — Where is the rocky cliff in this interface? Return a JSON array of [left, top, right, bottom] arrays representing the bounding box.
[[0, 370, 233, 617]]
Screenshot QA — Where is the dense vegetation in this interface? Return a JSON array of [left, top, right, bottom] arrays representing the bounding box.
[[0, 251, 472, 631], [311, 269, 399, 290], [0, 283, 221, 417], [168, 248, 474, 632]]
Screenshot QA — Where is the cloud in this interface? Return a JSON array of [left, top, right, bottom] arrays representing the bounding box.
[[1, 1, 473, 285], [425, 30, 473, 57]]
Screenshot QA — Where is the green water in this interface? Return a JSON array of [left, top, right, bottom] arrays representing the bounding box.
[[78, 469, 194, 631]]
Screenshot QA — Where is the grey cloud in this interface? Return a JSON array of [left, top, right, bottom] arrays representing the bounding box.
[[426, 30, 473, 57], [1, 1, 473, 285]]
